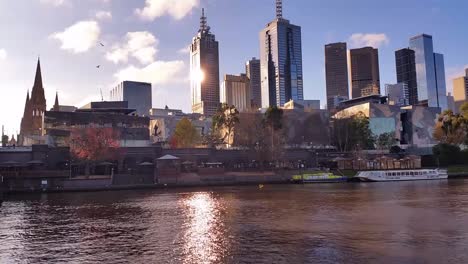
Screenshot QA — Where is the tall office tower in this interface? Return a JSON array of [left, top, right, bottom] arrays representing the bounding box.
[[453, 69, 468, 113], [350, 47, 381, 98], [409, 34, 447, 109], [395, 48, 418, 105], [385, 83, 409, 106], [190, 8, 220, 116], [221, 74, 251, 112], [110, 81, 152, 116], [245, 58, 261, 109], [325, 42, 349, 109], [260, 0, 303, 107]]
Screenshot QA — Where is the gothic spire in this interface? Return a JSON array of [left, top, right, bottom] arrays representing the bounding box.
[[30, 57, 46, 107], [53, 91, 60, 111], [33, 58, 43, 90]]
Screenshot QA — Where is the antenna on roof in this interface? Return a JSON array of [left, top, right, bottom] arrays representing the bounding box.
[[100, 88, 104, 102], [276, 0, 283, 19]]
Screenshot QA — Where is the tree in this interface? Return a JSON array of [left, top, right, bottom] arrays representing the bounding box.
[[212, 103, 240, 146], [331, 111, 375, 152], [69, 128, 121, 175], [375, 132, 396, 151], [170, 118, 200, 148], [433, 109, 467, 145], [433, 143, 462, 167]]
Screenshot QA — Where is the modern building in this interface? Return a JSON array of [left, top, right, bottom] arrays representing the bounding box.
[[190, 8, 220, 117], [20, 59, 47, 140], [283, 99, 320, 112], [245, 58, 261, 109], [110, 81, 152, 116], [385, 83, 409, 107], [325, 42, 349, 109], [453, 69, 468, 113], [221, 74, 251, 112], [447, 92, 456, 113], [395, 48, 418, 105], [409, 34, 447, 109], [259, 0, 303, 108], [350, 47, 381, 98]]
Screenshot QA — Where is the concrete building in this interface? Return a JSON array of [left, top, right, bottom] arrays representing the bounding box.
[[395, 48, 418, 106], [350, 47, 381, 98], [385, 83, 409, 107], [110, 81, 152, 116], [221, 74, 251, 112], [409, 34, 447, 110], [260, 0, 303, 107], [190, 8, 220, 117], [325, 42, 349, 109], [283, 99, 320, 112], [447, 92, 456, 113], [453, 69, 468, 113], [245, 58, 261, 109], [43, 102, 150, 147]]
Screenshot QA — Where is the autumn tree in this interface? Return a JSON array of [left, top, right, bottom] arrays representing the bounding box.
[[170, 118, 200, 148], [212, 103, 240, 147], [69, 128, 121, 175], [433, 109, 467, 146]]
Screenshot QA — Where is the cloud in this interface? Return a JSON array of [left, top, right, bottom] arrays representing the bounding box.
[[177, 45, 190, 55], [349, 33, 389, 48], [95, 11, 112, 20], [40, 0, 68, 6], [114, 60, 187, 85], [51, 20, 101, 53], [0, 49, 6, 60], [106, 31, 158, 65], [135, 0, 199, 21]]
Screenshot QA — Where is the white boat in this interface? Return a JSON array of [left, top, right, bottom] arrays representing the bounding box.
[[357, 169, 448, 182]]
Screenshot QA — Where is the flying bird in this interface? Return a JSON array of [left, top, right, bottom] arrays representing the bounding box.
[[100, 42, 105, 47], [96, 65, 101, 69]]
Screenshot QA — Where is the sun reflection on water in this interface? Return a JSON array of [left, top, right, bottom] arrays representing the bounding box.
[[182, 192, 225, 264]]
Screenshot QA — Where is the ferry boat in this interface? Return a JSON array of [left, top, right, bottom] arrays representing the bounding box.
[[292, 173, 348, 183], [357, 169, 448, 182]]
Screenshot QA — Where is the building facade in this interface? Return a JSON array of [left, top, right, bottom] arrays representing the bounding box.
[[409, 34, 447, 109], [260, 0, 303, 107], [245, 57, 261, 109], [325, 42, 349, 109], [350, 47, 380, 98], [221, 74, 251, 112], [190, 9, 220, 117], [395, 48, 418, 106], [385, 83, 409, 107], [453, 69, 468, 113], [20, 59, 47, 145], [110, 81, 152, 116]]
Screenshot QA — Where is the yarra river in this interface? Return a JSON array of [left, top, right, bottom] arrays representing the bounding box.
[[2, 180, 468, 263]]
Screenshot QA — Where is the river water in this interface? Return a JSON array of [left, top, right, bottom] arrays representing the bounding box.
[[2, 180, 468, 264]]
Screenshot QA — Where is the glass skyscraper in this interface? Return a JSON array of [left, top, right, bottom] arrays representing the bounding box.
[[409, 34, 447, 109], [259, 1, 303, 107], [190, 9, 220, 116]]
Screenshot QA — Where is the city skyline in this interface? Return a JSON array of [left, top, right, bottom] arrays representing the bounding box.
[[1, 0, 468, 133]]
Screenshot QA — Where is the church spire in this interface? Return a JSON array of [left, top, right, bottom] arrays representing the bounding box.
[[53, 91, 60, 111], [33, 58, 43, 90], [30, 57, 46, 107]]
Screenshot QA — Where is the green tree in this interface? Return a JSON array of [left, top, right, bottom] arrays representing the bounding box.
[[332, 111, 375, 152], [170, 118, 200, 148], [375, 132, 396, 151], [433, 143, 462, 167], [263, 106, 284, 161], [212, 103, 240, 146]]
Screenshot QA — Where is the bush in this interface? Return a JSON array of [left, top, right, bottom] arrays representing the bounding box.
[[433, 144, 462, 166], [390, 145, 403, 154]]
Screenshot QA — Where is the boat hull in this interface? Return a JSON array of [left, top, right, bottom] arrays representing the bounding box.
[[357, 169, 448, 182]]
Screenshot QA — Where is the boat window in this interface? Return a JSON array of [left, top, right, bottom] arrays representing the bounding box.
[[410, 172, 414, 176]]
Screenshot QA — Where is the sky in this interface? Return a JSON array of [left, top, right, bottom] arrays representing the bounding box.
[[1, 0, 468, 135]]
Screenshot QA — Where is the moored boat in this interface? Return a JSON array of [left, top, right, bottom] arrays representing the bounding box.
[[357, 169, 448, 182], [292, 173, 348, 183]]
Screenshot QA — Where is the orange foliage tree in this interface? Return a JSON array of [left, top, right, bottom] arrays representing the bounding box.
[[69, 127, 121, 163]]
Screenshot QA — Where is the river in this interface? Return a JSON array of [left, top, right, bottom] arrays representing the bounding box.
[[2, 180, 468, 263]]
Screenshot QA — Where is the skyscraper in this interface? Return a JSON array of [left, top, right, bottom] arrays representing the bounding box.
[[453, 69, 468, 113], [259, 0, 303, 108], [20, 58, 47, 139], [110, 81, 152, 116], [190, 8, 220, 116], [350, 47, 380, 98], [325, 42, 349, 109], [221, 74, 251, 112], [409, 34, 447, 109], [245, 58, 261, 109], [395, 48, 418, 105]]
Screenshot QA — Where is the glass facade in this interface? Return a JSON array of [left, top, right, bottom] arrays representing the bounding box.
[[434, 53, 448, 110], [260, 18, 303, 107], [409, 34, 437, 107]]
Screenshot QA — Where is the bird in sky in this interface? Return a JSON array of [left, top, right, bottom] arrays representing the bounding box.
[[100, 42, 105, 47], [96, 65, 101, 69]]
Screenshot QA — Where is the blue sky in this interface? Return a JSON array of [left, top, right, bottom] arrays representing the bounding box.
[[1, 0, 468, 134]]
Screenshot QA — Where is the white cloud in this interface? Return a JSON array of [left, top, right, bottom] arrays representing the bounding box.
[[0, 49, 6, 60], [106, 31, 158, 65], [135, 0, 199, 21], [177, 45, 190, 54], [114, 60, 187, 85], [51, 20, 101, 53], [40, 0, 69, 6], [95, 11, 112, 21], [349, 33, 389, 48]]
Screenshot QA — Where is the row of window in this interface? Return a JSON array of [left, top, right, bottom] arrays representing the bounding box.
[[385, 171, 434, 176]]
